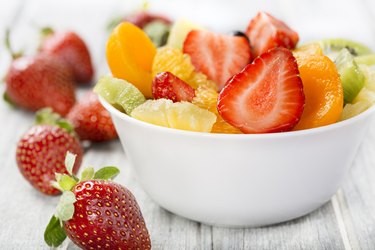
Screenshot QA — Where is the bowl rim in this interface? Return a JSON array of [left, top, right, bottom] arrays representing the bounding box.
[[99, 96, 375, 139]]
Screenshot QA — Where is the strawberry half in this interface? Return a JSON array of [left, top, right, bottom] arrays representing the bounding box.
[[44, 158, 151, 250], [152, 71, 195, 102], [183, 30, 252, 90], [245, 12, 299, 58], [217, 47, 304, 134]]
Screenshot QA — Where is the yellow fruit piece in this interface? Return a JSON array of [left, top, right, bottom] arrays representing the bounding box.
[[152, 47, 195, 82], [293, 55, 343, 130], [167, 19, 204, 49], [192, 85, 242, 134], [187, 72, 218, 91], [106, 22, 156, 98], [152, 47, 218, 90], [131, 99, 216, 132], [293, 43, 323, 61]]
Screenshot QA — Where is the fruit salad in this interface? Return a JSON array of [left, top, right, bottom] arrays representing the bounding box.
[[96, 11, 375, 134]]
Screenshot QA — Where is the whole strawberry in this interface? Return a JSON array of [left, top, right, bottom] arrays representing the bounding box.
[[5, 54, 76, 116], [16, 109, 83, 195], [66, 91, 117, 142], [44, 159, 151, 250], [40, 29, 94, 84]]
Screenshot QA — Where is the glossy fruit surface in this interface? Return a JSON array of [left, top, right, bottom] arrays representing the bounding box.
[[218, 48, 304, 133], [106, 22, 156, 98], [64, 180, 151, 250], [131, 99, 216, 132], [16, 125, 82, 195], [294, 55, 343, 130]]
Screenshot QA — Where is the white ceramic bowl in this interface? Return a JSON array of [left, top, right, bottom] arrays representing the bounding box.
[[100, 97, 375, 227]]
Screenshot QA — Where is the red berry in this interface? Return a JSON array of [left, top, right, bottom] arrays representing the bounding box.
[[124, 11, 172, 29], [217, 47, 305, 134], [245, 12, 299, 58], [5, 54, 76, 116], [67, 91, 117, 142], [152, 71, 195, 102], [64, 180, 151, 250], [183, 30, 252, 90], [16, 125, 83, 195], [41, 31, 94, 83]]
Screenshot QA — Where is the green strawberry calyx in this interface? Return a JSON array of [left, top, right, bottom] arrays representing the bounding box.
[[44, 151, 120, 247], [35, 108, 75, 135]]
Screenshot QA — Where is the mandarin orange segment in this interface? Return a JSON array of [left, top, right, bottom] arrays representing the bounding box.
[[293, 55, 343, 130], [152, 47, 195, 82], [106, 22, 156, 98], [152, 47, 218, 90], [192, 85, 242, 134]]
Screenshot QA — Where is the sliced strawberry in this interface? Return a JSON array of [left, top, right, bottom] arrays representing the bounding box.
[[152, 71, 195, 102], [246, 12, 299, 58], [183, 30, 252, 90], [217, 47, 304, 134]]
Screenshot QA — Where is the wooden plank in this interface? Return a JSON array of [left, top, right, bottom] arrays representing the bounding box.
[[211, 203, 345, 250]]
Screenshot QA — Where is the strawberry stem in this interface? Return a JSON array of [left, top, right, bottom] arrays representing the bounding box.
[[5, 29, 23, 59]]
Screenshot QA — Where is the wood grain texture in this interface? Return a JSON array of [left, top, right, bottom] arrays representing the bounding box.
[[0, 0, 375, 249]]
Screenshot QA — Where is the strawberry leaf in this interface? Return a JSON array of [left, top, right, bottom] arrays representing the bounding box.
[[64, 152, 76, 176], [3, 92, 16, 107], [93, 166, 120, 180], [80, 167, 95, 181], [35, 108, 74, 133], [44, 215, 67, 247], [56, 191, 76, 222], [58, 174, 77, 191]]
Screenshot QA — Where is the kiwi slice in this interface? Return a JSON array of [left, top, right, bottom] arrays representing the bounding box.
[[334, 48, 365, 103], [94, 76, 146, 114], [318, 38, 372, 60], [354, 54, 375, 66]]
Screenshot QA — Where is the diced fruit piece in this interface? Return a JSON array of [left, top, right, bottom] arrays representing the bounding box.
[[106, 22, 156, 98], [152, 47, 195, 82], [187, 72, 218, 91], [94, 76, 146, 114], [334, 48, 365, 103], [183, 30, 252, 90], [354, 54, 375, 66], [152, 47, 218, 90], [131, 99, 216, 132], [152, 72, 195, 102], [293, 55, 343, 130], [167, 19, 204, 49], [245, 12, 299, 58], [67, 91, 117, 142], [341, 65, 375, 120], [317, 38, 372, 60], [41, 30, 94, 84], [192, 85, 242, 134], [293, 43, 323, 60], [217, 48, 304, 134]]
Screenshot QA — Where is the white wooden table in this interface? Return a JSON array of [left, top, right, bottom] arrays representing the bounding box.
[[1, 0, 375, 249]]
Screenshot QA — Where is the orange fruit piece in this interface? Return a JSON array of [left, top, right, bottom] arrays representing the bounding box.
[[293, 55, 343, 130], [106, 22, 156, 98], [192, 85, 242, 134], [152, 47, 218, 90]]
